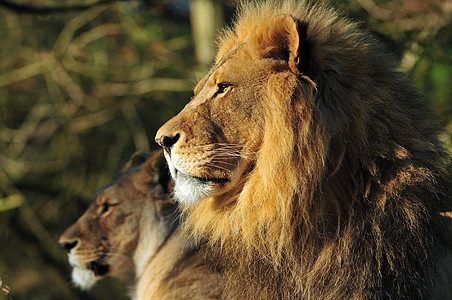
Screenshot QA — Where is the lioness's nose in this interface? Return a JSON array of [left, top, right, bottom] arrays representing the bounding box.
[[59, 239, 78, 253], [155, 134, 180, 152]]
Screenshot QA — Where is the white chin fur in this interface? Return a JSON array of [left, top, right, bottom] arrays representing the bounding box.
[[165, 155, 214, 205], [174, 173, 214, 205], [72, 267, 98, 290]]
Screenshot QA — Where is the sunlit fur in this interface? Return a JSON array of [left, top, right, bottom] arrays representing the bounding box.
[[165, 156, 215, 205], [157, 0, 452, 299], [59, 150, 220, 299]]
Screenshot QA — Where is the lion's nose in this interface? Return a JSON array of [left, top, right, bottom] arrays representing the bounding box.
[[155, 134, 180, 153], [59, 239, 78, 253]]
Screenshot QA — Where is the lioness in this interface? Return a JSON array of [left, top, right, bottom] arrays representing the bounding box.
[[155, 0, 452, 299], [59, 150, 220, 299]]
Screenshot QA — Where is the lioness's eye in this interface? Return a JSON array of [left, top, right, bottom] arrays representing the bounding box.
[[100, 203, 110, 215], [213, 82, 231, 98], [100, 202, 116, 215]]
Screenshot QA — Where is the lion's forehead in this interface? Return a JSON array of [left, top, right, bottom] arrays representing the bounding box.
[[198, 49, 260, 89], [175, 57, 269, 147]]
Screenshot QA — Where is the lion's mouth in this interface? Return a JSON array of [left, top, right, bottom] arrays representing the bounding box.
[[165, 156, 232, 204], [164, 151, 231, 186], [88, 260, 110, 277], [176, 168, 229, 185]]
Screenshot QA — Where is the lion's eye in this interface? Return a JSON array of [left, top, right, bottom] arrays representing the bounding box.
[[213, 82, 231, 98]]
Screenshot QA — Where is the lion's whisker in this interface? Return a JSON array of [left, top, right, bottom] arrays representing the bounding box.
[[212, 153, 253, 162], [203, 162, 233, 173], [196, 143, 256, 154], [211, 158, 240, 163]]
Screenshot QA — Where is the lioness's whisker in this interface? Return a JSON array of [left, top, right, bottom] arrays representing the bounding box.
[[104, 250, 134, 268]]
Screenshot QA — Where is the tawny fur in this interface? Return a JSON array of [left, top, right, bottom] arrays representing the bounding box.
[[156, 1, 452, 299], [59, 150, 221, 299]]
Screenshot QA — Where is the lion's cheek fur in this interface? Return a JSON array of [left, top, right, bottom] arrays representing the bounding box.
[[183, 72, 327, 257]]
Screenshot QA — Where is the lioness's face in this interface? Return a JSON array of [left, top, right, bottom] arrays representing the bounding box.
[[59, 151, 172, 290], [156, 47, 281, 204]]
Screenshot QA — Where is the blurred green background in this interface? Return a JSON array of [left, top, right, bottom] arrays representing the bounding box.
[[0, 0, 450, 299]]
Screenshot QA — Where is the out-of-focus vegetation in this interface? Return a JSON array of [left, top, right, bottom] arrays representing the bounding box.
[[335, 0, 452, 144], [0, 1, 199, 299], [0, 0, 450, 299]]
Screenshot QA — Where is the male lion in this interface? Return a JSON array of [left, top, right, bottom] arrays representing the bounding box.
[[155, 0, 452, 299], [59, 150, 220, 299]]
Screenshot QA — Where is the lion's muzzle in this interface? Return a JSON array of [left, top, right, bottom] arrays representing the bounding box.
[[155, 133, 180, 155]]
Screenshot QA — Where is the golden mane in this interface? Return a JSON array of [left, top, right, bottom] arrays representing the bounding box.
[[179, 1, 452, 298]]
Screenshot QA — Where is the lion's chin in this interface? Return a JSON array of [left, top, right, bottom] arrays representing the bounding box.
[[165, 155, 231, 205], [72, 267, 98, 290], [173, 170, 216, 205]]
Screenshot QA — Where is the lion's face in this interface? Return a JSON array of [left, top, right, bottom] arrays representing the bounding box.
[[156, 15, 315, 206], [59, 151, 173, 290], [155, 47, 291, 204]]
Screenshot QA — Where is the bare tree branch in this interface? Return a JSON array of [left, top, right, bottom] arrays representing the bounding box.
[[0, 0, 115, 14]]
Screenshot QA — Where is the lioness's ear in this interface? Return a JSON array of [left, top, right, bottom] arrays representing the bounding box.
[[137, 150, 172, 196], [265, 16, 310, 75], [124, 151, 150, 171]]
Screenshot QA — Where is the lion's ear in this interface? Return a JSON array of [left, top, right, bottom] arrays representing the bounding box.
[[124, 151, 151, 171], [264, 16, 310, 75]]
